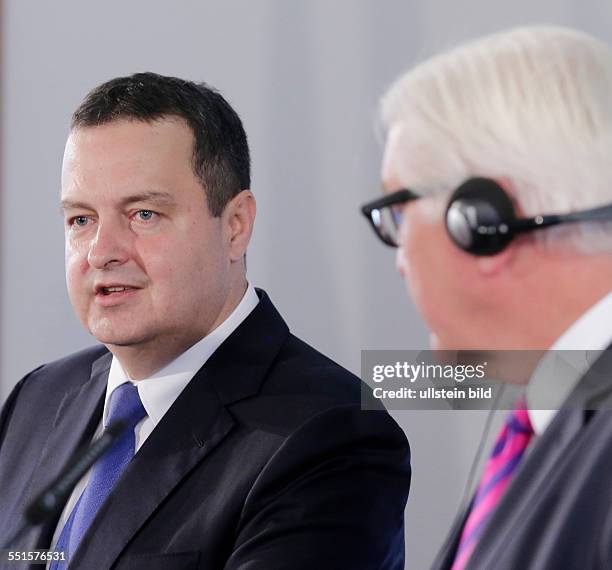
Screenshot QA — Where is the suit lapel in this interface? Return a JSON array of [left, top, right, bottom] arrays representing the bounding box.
[[430, 507, 469, 569], [26, 352, 111, 550], [467, 347, 612, 568], [566, 347, 612, 411], [434, 348, 612, 569], [71, 290, 290, 570]]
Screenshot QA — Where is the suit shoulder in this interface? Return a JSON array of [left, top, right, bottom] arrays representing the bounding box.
[[267, 333, 361, 401], [18, 345, 109, 394], [232, 333, 390, 435], [1, 345, 108, 451]]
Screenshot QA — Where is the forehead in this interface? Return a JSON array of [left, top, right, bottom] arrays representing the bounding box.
[[381, 122, 463, 198], [61, 118, 196, 198], [381, 124, 407, 192]]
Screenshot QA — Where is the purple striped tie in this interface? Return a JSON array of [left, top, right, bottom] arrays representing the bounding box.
[[451, 397, 534, 570]]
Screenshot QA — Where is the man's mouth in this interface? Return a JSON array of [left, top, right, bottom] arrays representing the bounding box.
[[93, 284, 141, 306], [101, 286, 132, 295], [95, 284, 139, 296]]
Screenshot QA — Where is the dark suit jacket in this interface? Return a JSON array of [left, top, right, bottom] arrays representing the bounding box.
[[432, 348, 612, 570], [0, 290, 411, 570]]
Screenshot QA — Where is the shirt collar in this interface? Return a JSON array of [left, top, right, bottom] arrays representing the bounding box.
[[103, 283, 259, 427], [527, 290, 612, 435]]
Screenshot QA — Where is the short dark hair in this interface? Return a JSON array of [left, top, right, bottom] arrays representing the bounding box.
[[71, 72, 250, 216]]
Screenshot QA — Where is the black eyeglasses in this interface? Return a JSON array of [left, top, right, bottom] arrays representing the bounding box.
[[361, 189, 421, 247]]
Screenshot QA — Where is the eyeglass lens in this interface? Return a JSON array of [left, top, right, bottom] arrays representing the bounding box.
[[371, 206, 402, 246]]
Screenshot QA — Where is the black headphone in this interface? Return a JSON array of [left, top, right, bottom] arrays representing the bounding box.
[[446, 177, 612, 255]]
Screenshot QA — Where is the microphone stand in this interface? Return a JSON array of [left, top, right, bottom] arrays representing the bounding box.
[[1, 421, 127, 550]]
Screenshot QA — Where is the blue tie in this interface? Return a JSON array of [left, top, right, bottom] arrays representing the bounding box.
[[51, 382, 147, 568]]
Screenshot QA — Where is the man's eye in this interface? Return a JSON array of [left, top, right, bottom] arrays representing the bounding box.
[[135, 210, 156, 222], [71, 216, 90, 227]]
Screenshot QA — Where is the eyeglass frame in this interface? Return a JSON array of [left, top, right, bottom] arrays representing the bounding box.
[[361, 188, 421, 247]]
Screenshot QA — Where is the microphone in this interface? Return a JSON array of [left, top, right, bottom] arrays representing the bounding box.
[[2, 420, 127, 549]]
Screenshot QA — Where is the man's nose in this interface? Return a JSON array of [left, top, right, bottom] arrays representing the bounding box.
[[87, 221, 131, 269], [395, 244, 408, 278]]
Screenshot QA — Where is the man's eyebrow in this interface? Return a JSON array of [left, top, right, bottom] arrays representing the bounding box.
[[119, 191, 177, 207], [59, 199, 92, 213], [60, 191, 177, 212]]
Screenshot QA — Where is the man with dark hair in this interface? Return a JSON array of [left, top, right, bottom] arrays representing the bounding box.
[[0, 73, 410, 570], [71, 73, 250, 216]]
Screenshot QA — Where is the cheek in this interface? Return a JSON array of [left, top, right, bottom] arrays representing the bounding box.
[[137, 232, 225, 292], [399, 245, 427, 304], [65, 242, 90, 287], [130, 242, 176, 299], [397, 217, 453, 319]]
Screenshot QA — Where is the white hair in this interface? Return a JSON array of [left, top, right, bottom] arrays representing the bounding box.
[[380, 26, 612, 253]]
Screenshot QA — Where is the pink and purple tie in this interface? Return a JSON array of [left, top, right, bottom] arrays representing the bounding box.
[[451, 397, 534, 570]]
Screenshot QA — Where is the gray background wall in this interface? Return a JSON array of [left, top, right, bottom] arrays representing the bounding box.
[[2, 1, 611, 568]]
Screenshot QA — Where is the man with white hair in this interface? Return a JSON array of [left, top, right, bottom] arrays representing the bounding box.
[[362, 27, 612, 569]]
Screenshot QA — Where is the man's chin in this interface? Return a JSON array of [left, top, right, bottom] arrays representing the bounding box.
[[100, 339, 146, 348], [88, 326, 148, 347], [429, 331, 490, 352], [429, 332, 443, 351]]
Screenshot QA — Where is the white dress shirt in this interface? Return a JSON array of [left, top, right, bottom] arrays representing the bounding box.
[[527, 291, 612, 435], [49, 283, 259, 553]]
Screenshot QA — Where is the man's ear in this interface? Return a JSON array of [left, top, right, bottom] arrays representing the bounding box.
[[223, 190, 256, 261], [476, 243, 515, 276]]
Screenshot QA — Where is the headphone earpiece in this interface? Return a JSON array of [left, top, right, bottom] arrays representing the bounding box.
[[445, 178, 517, 256]]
